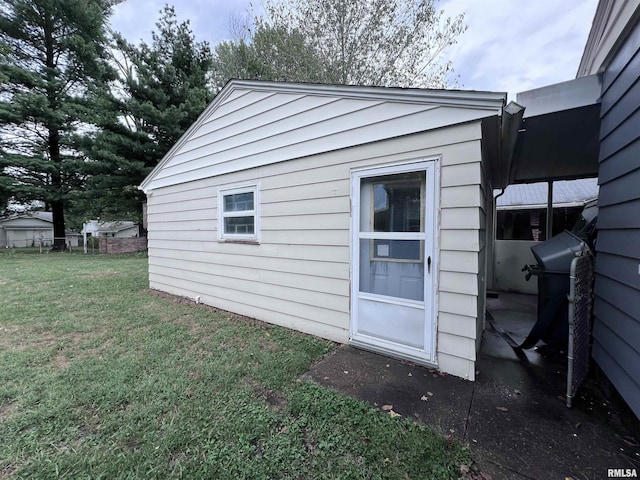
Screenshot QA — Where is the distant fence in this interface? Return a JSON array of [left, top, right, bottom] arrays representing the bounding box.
[[3, 236, 78, 250], [98, 237, 147, 254]]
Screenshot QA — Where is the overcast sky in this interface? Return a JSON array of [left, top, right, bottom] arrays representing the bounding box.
[[110, 0, 598, 97]]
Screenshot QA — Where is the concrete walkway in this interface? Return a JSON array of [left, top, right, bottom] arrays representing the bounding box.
[[306, 293, 640, 479]]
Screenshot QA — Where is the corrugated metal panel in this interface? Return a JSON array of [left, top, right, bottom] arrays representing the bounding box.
[[593, 15, 640, 418], [496, 178, 599, 208]]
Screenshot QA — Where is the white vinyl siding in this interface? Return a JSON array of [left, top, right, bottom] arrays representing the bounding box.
[[146, 121, 486, 379], [142, 81, 505, 380], [437, 122, 485, 379], [141, 84, 503, 193]]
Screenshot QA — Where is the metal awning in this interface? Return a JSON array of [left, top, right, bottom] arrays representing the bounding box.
[[489, 74, 602, 189]]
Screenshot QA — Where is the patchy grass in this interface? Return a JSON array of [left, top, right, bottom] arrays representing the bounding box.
[[0, 251, 471, 479]]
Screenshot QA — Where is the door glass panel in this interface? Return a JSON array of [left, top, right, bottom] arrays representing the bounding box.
[[358, 298, 424, 348], [360, 171, 425, 233], [359, 239, 424, 301]]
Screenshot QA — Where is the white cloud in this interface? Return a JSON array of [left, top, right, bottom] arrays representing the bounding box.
[[110, 0, 256, 45], [110, 0, 598, 96], [440, 0, 598, 96]]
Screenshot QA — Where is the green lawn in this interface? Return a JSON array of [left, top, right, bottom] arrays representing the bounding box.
[[0, 251, 471, 479]]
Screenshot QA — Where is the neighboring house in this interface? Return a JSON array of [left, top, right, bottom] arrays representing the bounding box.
[[82, 220, 139, 238], [576, 0, 640, 418], [141, 80, 515, 380], [0, 212, 79, 248], [493, 178, 599, 294]]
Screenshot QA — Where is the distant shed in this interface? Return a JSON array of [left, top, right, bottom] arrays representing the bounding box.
[[141, 80, 511, 380], [0, 212, 79, 248]]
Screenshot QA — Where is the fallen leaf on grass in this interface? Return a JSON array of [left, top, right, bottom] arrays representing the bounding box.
[[496, 406, 509, 412], [381, 404, 393, 411]]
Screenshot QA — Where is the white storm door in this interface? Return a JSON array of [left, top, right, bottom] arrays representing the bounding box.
[[350, 161, 437, 364]]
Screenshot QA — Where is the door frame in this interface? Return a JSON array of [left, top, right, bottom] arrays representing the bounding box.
[[349, 157, 440, 365]]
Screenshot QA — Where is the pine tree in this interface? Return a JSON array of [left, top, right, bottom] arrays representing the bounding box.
[[76, 6, 213, 226], [0, 0, 117, 250]]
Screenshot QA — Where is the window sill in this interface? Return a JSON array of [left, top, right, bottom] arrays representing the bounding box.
[[218, 238, 260, 245]]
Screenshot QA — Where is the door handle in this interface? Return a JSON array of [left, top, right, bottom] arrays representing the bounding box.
[[427, 256, 431, 273]]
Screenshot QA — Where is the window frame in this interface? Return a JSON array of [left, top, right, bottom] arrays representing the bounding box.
[[369, 175, 425, 263], [217, 183, 260, 243]]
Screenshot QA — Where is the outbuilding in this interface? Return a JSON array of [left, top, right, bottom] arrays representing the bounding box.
[[140, 81, 516, 380], [0, 211, 79, 248]]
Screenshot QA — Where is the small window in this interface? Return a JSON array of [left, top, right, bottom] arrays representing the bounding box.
[[218, 184, 259, 242]]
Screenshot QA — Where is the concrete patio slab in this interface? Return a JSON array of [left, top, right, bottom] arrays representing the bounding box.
[[306, 293, 640, 479]]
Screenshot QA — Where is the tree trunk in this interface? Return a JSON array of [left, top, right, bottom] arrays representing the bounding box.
[[50, 198, 67, 251], [49, 132, 66, 252], [45, 12, 67, 252]]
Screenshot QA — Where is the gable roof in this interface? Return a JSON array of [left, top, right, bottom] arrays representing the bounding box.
[[0, 211, 53, 226], [81, 220, 137, 234], [140, 80, 506, 193]]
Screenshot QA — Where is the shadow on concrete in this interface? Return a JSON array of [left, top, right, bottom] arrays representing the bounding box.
[[306, 292, 640, 480]]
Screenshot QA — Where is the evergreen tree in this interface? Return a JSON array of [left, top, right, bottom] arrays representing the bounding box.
[[77, 6, 214, 225], [0, 0, 117, 250]]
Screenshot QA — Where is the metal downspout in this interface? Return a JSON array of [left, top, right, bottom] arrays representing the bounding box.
[[490, 188, 506, 291]]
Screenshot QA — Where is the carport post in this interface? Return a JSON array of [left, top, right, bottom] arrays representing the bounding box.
[[546, 181, 553, 240]]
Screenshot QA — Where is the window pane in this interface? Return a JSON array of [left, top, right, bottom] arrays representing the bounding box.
[[373, 239, 421, 260], [224, 216, 255, 235], [224, 192, 254, 212], [360, 172, 424, 233], [359, 239, 424, 301]]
